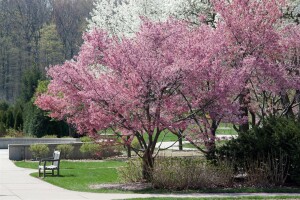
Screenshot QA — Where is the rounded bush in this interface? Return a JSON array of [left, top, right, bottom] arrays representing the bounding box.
[[56, 144, 74, 159], [29, 144, 49, 159], [80, 136, 93, 142], [80, 143, 101, 159]]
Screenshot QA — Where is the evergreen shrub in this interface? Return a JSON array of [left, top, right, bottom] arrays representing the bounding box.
[[217, 117, 300, 185]]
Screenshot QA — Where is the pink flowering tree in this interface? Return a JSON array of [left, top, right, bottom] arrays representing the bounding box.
[[205, 0, 300, 133], [35, 0, 300, 179], [280, 25, 300, 120], [36, 19, 237, 179], [166, 0, 294, 156], [166, 24, 242, 156], [174, 0, 300, 156]]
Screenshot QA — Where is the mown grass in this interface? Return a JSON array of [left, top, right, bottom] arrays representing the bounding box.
[[15, 160, 125, 169], [14, 160, 300, 195], [15, 160, 124, 192], [216, 123, 238, 135]]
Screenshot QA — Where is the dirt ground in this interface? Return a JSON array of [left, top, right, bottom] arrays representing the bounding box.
[[89, 182, 152, 191]]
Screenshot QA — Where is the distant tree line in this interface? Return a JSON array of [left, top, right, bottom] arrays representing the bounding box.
[[0, 0, 94, 102], [0, 0, 94, 137]]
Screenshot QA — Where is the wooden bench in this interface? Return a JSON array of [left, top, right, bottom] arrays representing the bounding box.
[[38, 150, 61, 178]]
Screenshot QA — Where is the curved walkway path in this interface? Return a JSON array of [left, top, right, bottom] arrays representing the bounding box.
[[1, 149, 300, 200]]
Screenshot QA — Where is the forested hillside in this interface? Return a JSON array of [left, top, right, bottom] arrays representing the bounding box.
[[0, 0, 94, 102]]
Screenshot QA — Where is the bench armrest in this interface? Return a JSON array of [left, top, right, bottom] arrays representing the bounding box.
[[41, 159, 60, 162], [38, 157, 54, 165]]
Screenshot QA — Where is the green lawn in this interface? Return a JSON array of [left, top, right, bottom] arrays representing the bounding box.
[[157, 130, 179, 142], [15, 160, 124, 192], [14, 160, 300, 194], [216, 123, 238, 135]]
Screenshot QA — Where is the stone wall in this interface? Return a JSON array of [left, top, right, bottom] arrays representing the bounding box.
[[0, 138, 80, 149], [9, 142, 88, 161]]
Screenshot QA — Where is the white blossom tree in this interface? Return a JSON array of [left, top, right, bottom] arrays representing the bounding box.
[[284, 0, 300, 24], [87, 0, 214, 37]]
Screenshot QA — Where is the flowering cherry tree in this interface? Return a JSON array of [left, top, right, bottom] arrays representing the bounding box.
[[279, 25, 300, 119], [208, 0, 300, 132], [36, 0, 300, 180], [36, 17, 241, 179], [170, 0, 300, 155]]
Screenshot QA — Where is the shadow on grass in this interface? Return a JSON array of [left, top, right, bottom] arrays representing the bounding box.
[[133, 187, 300, 194], [30, 172, 76, 178], [57, 174, 76, 178], [91, 186, 300, 195]]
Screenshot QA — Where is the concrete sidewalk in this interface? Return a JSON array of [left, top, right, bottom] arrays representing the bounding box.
[[1, 149, 300, 200], [155, 135, 238, 151]]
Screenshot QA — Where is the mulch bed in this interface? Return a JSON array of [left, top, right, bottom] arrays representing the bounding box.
[[89, 182, 152, 191]]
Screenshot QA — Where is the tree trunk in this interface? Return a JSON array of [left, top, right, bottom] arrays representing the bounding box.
[[250, 110, 256, 127], [281, 92, 294, 118], [296, 90, 300, 122], [205, 120, 217, 160], [126, 136, 131, 158], [178, 135, 183, 151], [142, 150, 154, 181], [127, 145, 131, 158], [239, 89, 250, 133]]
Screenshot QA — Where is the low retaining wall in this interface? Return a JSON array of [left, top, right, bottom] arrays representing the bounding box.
[[9, 142, 88, 161], [0, 138, 80, 149]]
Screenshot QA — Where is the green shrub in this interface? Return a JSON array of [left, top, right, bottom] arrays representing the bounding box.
[[100, 137, 125, 158], [217, 117, 300, 185], [56, 144, 74, 159], [0, 122, 6, 136], [100, 145, 123, 158], [131, 137, 141, 150], [42, 135, 57, 138], [80, 141, 123, 159], [80, 136, 93, 142], [118, 157, 233, 189], [29, 144, 49, 159], [61, 136, 72, 138], [80, 143, 101, 159], [118, 158, 143, 183], [151, 157, 233, 190], [5, 128, 23, 137]]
